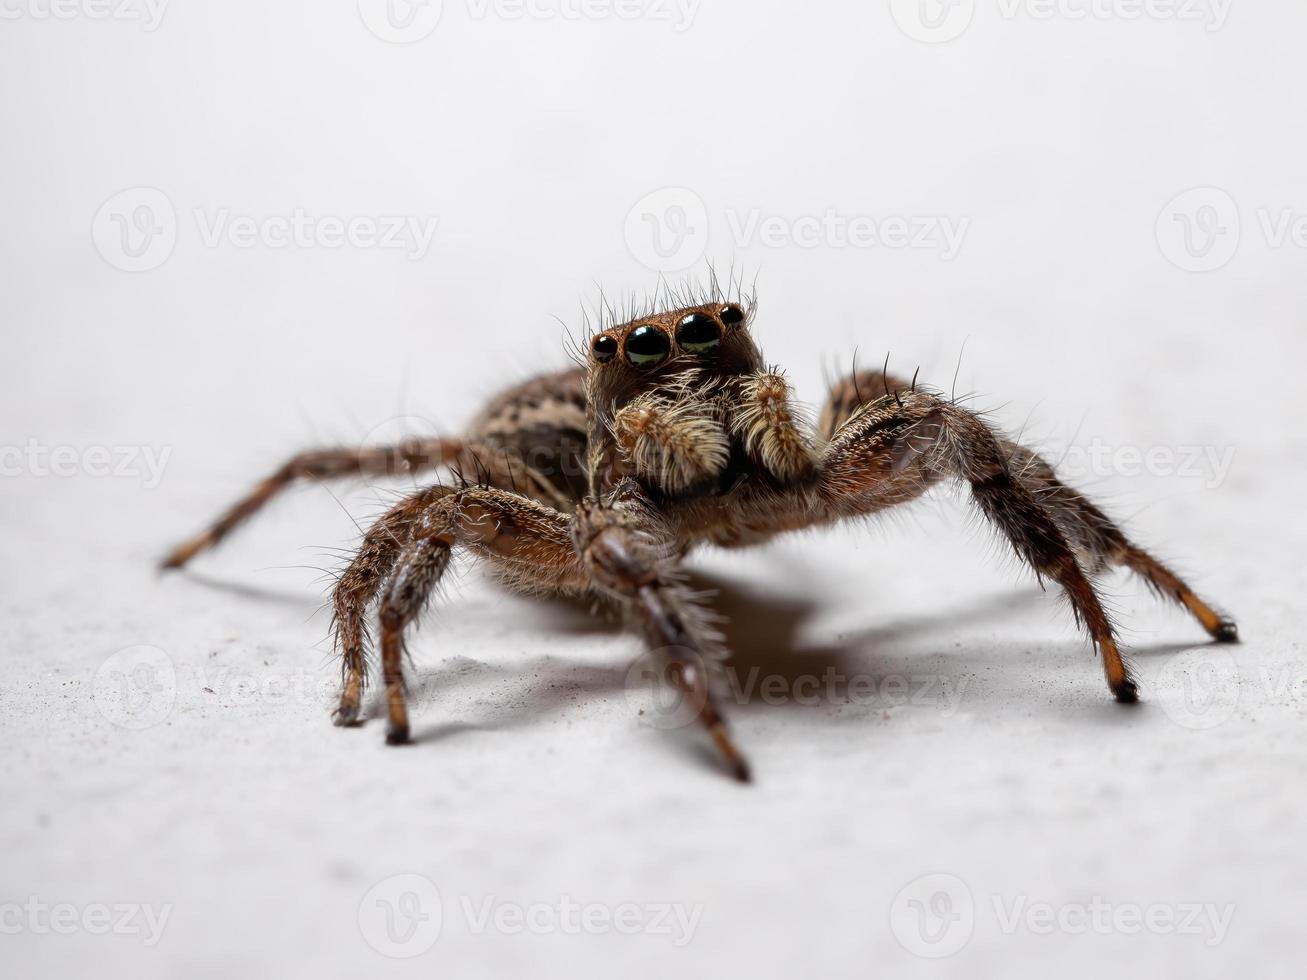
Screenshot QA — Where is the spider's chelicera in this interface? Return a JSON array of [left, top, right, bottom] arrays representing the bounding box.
[[162, 280, 1238, 781]]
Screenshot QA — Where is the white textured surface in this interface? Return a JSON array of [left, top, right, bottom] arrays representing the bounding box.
[[2, 2, 1305, 977]]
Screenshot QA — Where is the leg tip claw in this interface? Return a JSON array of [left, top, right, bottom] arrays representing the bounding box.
[[385, 726, 411, 746], [1112, 679, 1140, 704], [332, 704, 361, 728], [1212, 620, 1240, 644]]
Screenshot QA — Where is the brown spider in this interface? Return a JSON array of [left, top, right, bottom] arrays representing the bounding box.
[[161, 280, 1238, 781]]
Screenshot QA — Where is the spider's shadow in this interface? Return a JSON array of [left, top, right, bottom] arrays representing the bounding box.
[[397, 569, 1052, 744]]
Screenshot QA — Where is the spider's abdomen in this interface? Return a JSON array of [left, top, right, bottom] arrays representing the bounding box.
[[465, 367, 590, 506]]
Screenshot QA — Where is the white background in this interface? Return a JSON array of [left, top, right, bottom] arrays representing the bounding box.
[[2, 1, 1305, 977]]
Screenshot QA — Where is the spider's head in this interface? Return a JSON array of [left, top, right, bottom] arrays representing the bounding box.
[[584, 300, 762, 404]]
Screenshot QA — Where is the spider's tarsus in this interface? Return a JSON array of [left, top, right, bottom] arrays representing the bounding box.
[[1111, 680, 1140, 704], [710, 724, 752, 783], [385, 725, 411, 746], [1212, 619, 1240, 643], [332, 704, 361, 727], [159, 537, 207, 571]]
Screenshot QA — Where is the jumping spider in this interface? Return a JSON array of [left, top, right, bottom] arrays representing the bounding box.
[[162, 281, 1238, 781]]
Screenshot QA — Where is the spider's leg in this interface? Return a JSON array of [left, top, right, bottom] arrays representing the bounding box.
[[817, 391, 1139, 703], [331, 485, 451, 726], [816, 365, 914, 441], [574, 483, 749, 782], [161, 437, 575, 570], [1000, 440, 1238, 642], [341, 485, 586, 742], [160, 438, 463, 569]]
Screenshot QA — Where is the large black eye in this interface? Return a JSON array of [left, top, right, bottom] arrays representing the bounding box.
[[719, 304, 745, 329], [624, 325, 670, 367], [676, 312, 721, 353], [591, 334, 617, 363]]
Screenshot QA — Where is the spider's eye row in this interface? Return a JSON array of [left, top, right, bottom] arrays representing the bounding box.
[[591, 334, 618, 363], [624, 324, 670, 367], [719, 304, 745, 328], [676, 312, 721, 353]]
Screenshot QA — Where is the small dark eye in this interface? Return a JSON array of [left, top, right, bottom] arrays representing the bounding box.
[[676, 312, 721, 353], [719, 304, 745, 328], [624, 324, 670, 367], [591, 334, 618, 362]]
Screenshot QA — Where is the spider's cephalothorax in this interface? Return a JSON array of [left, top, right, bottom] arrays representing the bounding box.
[[162, 283, 1239, 782]]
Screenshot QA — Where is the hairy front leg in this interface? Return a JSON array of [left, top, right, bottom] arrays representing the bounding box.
[[573, 482, 749, 781]]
